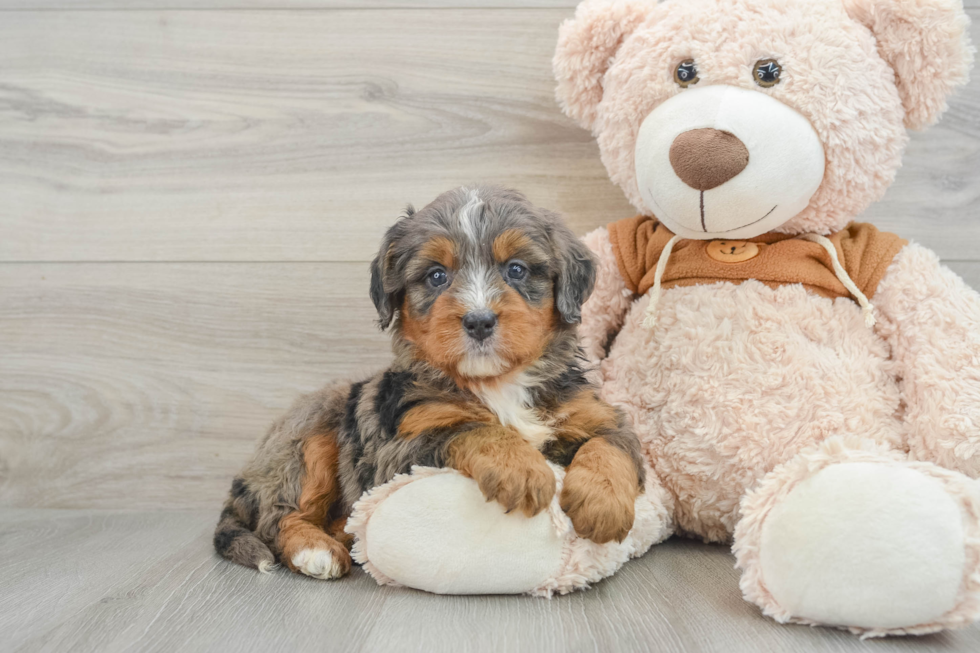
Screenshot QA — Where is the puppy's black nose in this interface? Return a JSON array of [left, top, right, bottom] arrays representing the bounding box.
[[462, 311, 497, 342]]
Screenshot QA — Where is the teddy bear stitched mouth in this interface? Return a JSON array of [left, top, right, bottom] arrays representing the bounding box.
[[702, 197, 778, 233], [648, 190, 777, 235]]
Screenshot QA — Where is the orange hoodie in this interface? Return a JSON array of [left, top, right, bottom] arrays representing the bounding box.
[[607, 215, 908, 301]]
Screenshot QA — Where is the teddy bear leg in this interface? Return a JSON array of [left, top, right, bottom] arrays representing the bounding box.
[[349, 468, 566, 595], [344, 463, 674, 596], [733, 438, 980, 637]]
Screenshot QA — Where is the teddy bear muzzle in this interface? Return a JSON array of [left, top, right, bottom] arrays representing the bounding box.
[[635, 84, 826, 241]]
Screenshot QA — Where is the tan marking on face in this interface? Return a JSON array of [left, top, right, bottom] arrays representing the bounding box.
[[418, 236, 457, 269], [277, 433, 352, 575], [489, 284, 557, 376], [397, 402, 495, 440], [401, 263, 557, 388], [400, 293, 469, 379], [705, 240, 760, 263], [560, 438, 639, 544], [492, 229, 534, 264]]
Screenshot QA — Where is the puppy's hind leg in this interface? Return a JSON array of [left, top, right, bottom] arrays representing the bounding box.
[[214, 490, 277, 573], [278, 432, 352, 580]]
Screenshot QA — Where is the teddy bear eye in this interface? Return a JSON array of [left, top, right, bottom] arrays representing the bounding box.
[[753, 59, 782, 88], [674, 60, 699, 88]]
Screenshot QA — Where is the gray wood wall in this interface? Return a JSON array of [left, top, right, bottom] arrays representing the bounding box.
[[2, 0, 978, 511]]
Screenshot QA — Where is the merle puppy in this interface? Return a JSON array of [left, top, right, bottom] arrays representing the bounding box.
[[214, 186, 645, 579]]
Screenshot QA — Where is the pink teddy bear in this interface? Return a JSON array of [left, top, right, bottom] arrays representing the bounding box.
[[557, 0, 980, 637]]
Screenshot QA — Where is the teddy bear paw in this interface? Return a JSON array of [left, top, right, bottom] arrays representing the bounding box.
[[741, 459, 980, 635]]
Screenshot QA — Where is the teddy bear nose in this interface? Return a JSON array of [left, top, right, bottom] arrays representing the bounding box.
[[669, 128, 750, 191]]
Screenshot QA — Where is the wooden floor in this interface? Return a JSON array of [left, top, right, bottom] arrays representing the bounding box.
[[2, 509, 979, 653], [2, 1, 980, 651]]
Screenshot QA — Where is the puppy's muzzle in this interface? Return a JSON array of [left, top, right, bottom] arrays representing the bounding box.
[[462, 310, 497, 342]]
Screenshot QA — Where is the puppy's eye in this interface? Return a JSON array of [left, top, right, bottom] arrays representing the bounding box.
[[753, 59, 782, 87], [674, 60, 699, 88], [427, 267, 448, 288], [506, 261, 528, 281]]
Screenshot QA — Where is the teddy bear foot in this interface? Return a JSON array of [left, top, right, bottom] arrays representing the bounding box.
[[734, 438, 980, 637], [344, 463, 673, 596]]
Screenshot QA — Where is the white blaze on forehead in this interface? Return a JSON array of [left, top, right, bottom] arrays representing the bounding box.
[[458, 263, 502, 312], [453, 188, 502, 312], [457, 188, 485, 245]]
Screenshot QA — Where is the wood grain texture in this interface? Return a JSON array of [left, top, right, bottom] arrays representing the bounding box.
[[2, 509, 979, 653], [0, 1, 581, 8], [947, 261, 980, 290], [3, 260, 979, 511], [0, 0, 976, 9], [2, 3, 980, 650], [1, 8, 977, 262], [0, 262, 391, 510], [0, 8, 631, 263]]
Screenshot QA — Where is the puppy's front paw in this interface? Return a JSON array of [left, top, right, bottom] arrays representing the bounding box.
[[560, 465, 636, 544], [473, 449, 556, 517], [290, 547, 351, 580]]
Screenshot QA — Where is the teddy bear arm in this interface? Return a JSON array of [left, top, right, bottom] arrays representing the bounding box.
[[873, 242, 980, 477], [579, 227, 633, 366]]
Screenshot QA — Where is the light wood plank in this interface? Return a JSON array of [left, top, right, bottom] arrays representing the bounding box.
[[0, 1, 580, 8], [0, 510, 393, 652], [0, 0, 975, 10], [0, 8, 631, 263], [0, 262, 392, 510], [1, 9, 977, 262], [3, 260, 979, 511], [947, 261, 980, 290], [2, 509, 978, 653]]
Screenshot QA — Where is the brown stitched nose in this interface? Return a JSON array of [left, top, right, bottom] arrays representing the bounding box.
[[669, 128, 749, 191]]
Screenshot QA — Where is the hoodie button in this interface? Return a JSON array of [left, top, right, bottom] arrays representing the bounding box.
[[706, 240, 760, 264]]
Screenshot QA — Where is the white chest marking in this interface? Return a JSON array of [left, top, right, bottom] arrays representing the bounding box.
[[476, 377, 554, 449]]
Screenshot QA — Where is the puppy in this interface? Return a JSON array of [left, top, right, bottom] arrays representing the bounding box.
[[214, 186, 645, 579]]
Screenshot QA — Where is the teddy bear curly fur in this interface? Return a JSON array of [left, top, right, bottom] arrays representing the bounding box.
[[556, 0, 980, 637]]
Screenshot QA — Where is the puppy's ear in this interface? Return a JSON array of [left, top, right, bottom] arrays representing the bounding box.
[[369, 254, 395, 330], [369, 206, 414, 330], [554, 0, 654, 131], [843, 0, 973, 130], [550, 218, 597, 324]]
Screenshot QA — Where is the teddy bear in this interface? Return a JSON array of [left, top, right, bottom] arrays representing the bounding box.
[[553, 0, 980, 637], [338, 0, 980, 634]]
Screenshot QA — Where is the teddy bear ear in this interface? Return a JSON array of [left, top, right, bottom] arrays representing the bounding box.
[[554, 0, 656, 131], [843, 0, 974, 130]]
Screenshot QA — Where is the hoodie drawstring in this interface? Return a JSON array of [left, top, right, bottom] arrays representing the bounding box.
[[798, 233, 877, 328], [641, 232, 877, 329], [642, 234, 682, 329]]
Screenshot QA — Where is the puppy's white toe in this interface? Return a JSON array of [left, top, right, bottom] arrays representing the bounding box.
[[256, 559, 277, 574], [291, 548, 344, 580]]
